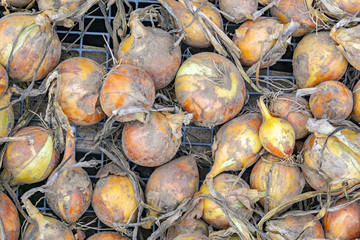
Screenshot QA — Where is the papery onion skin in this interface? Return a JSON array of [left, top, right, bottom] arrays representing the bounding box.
[[117, 19, 181, 89], [122, 112, 182, 167], [57, 57, 106, 126], [167, 219, 208, 240], [233, 17, 285, 67], [100, 64, 155, 122], [319, 0, 360, 17], [6, 0, 32, 7], [351, 81, 360, 123], [2, 126, 59, 186], [207, 113, 262, 179], [0, 65, 8, 97], [88, 232, 129, 240], [0, 90, 14, 138], [0, 12, 61, 82], [293, 31, 348, 89], [0, 192, 20, 240], [265, 210, 325, 240], [219, 0, 258, 23], [250, 153, 305, 211], [175, 52, 246, 128], [309, 81, 353, 120], [269, 94, 311, 140], [37, 0, 86, 12]]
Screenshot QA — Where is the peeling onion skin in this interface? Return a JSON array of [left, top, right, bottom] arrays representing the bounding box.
[[175, 52, 246, 128], [0, 90, 14, 138], [219, 0, 258, 24], [1, 126, 59, 186], [352, 81, 360, 123], [324, 198, 360, 240], [6, 0, 32, 7], [37, 0, 86, 13], [0, 12, 61, 82], [293, 31, 348, 89], [319, 0, 360, 18], [0, 192, 20, 240], [88, 232, 130, 240], [57, 57, 106, 126]]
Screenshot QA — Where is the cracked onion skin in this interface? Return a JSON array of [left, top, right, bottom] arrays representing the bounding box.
[[293, 31, 348, 89], [175, 52, 246, 128], [0, 12, 61, 82], [57, 57, 106, 126], [0, 192, 20, 240], [1, 126, 59, 186], [88, 232, 129, 240]]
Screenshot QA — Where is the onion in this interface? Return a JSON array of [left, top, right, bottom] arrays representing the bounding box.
[[37, 0, 85, 13], [265, 210, 325, 239], [232, 17, 287, 67], [88, 232, 129, 240], [92, 164, 139, 230], [5, 0, 32, 7], [258, 97, 295, 158], [1, 126, 59, 186], [0, 65, 8, 97], [143, 155, 199, 229], [117, 18, 181, 89], [122, 112, 187, 167], [100, 64, 155, 123], [158, 0, 223, 48], [57, 57, 106, 126], [0, 90, 14, 138], [269, 94, 311, 140], [0, 12, 61, 82], [323, 198, 360, 240], [175, 52, 246, 128], [330, 24, 360, 71], [258, 0, 271, 5], [250, 153, 305, 211], [23, 199, 75, 240], [318, 0, 360, 18], [167, 219, 208, 240], [219, 0, 258, 23], [207, 113, 262, 179], [173, 233, 210, 240], [309, 81, 353, 120], [293, 31, 348, 89], [45, 126, 92, 223], [352, 81, 360, 123], [0, 192, 20, 240]]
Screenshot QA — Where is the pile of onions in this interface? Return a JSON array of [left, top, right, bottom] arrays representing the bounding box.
[[143, 155, 199, 229], [167, 219, 208, 240], [88, 232, 129, 240], [117, 18, 181, 89], [293, 31, 348, 89], [175, 52, 246, 128], [207, 113, 262, 179], [57, 57, 106, 125], [0, 11, 61, 82], [100, 64, 155, 123], [122, 112, 187, 167], [219, 0, 257, 23], [1, 126, 59, 186], [250, 153, 305, 211], [0, 192, 20, 240]]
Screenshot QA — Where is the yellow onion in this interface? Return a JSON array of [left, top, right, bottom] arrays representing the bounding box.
[[0, 12, 61, 82], [302, 118, 360, 191], [207, 113, 262, 179], [0, 89, 14, 138], [122, 112, 187, 167], [88, 232, 129, 240], [219, 0, 258, 23], [250, 153, 305, 211], [293, 31, 348, 89], [158, 0, 223, 48], [167, 219, 208, 240], [5, 0, 33, 7], [45, 126, 92, 223], [352, 80, 360, 123], [117, 18, 181, 89], [318, 0, 360, 18], [265, 210, 325, 239], [258, 97, 295, 158], [1, 126, 59, 186], [173, 233, 210, 240], [23, 199, 75, 240], [0, 192, 20, 240], [175, 52, 246, 128], [0, 65, 8, 97], [330, 24, 360, 71], [269, 94, 311, 140], [143, 155, 199, 229]]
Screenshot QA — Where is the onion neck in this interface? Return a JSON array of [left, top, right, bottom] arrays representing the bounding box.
[[258, 97, 272, 121], [61, 126, 76, 166], [25, 200, 45, 225]]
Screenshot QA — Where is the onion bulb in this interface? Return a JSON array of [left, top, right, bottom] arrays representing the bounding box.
[[0, 65, 8, 97], [57, 57, 106, 126], [1, 126, 59, 186], [158, 0, 223, 48], [122, 112, 187, 167], [0, 192, 20, 240], [352, 81, 360, 123], [173, 233, 210, 240], [45, 126, 92, 223], [250, 153, 305, 211], [167, 219, 208, 240], [88, 232, 129, 240], [5, 0, 33, 7], [258, 97, 295, 158], [100, 64, 155, 123], [293, 31, 348, 89], [143, 155, 199, 229], [0, 89, 14, 138], [207, 113, 262, 179], [23, 199, 75, 240], [318, 0, 360, 18], [219, 0, 258, 23], [117, 18, 181, 89], [0, 11, 61, 82], [175, 52, 246, 128]]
